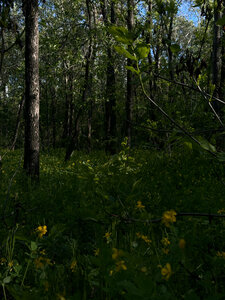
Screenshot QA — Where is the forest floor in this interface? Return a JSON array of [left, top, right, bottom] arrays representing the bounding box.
[[0, 145, 225, 299]]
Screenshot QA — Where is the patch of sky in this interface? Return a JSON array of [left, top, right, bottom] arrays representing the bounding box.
[[178, 0, 201, 26]]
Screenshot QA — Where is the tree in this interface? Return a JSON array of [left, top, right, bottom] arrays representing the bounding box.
[[126, 0, 135, 147], [23, 0, 40, 178]]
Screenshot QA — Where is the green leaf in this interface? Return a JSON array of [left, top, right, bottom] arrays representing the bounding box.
[[184, 141, 193, 150], [30, 241, 37, 251], [135, 44, 150, 59], [198, 136, 216, 152], [216, 152, 225, 162], [170, 44, 180, 54], [109, 26, 134, 45], [114, 46, 137, 61], [3, 276, 11, 284], [125, 66, 140, 75], [216, 15, 225, 26]]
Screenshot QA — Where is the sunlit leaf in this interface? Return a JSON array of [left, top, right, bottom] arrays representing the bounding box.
[[114, 46, 137, 61], [125, 66, 140, 74]]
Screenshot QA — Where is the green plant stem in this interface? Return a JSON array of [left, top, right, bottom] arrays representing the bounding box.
[[21, 259, 31, 287], [2, 284, 7, 300]]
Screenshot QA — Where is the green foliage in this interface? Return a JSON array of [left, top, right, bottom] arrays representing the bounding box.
[[0, 148, 225, 299]]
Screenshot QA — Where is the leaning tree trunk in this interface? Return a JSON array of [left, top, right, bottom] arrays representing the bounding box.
[[126, 0, 135, 147], [23, 0, 40, 179]]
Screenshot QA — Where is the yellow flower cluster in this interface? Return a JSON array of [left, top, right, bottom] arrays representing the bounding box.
[[161, 237, 170, 254], [36, 225, 47, 238], [104, 232, 112, 244], [216, 251, 225, 258], [111, 248, 127, 273], [112, 248, 124, 260], [34, 256, 52, 269], [94, 248, 100, 256], [115, 260, 127, 272], [160, 263, 172, 280], [162, 210, 177, 227], [136, 201, 145, 210], [136, 232, 151, 244]]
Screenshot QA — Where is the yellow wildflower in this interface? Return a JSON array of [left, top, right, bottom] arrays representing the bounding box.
[[216, 251, 225, 258], [161, 263, 172, 280], [161, 237, 170, 247], [94, 248, 100, 256], [217, 209, 225, 215], [40, 249, 46, 256], [8, 261, 13, 268], [35, 257, 44, 269], [34, 257, 52, 269], [162, 210, 177, 227], [109, 269, 113, 276], [115, 260, 127, 272], [112, 248, 124, 260], [70, 260, 77, 272], [36, 225, 47, 238], [179, 239, 186, 250], [104, 232, 112, 243], [136, 233, 151, 244], [136, 201, 145, 210]]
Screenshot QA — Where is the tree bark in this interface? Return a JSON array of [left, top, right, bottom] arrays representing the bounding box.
[[65, 0, 93, 160], [126, 0, 135, 147], [23, 0, 40, 179], [101, 0, 117, 154], [212, 0, 223, 113]]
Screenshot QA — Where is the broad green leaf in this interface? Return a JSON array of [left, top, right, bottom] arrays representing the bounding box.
[[217, 15, 225, 26], [125, 66, 140, 75], [184, 141, 193, 150], [198, 136, 216, 152], [114, 46, 137, 61], [135, 45, 150, 59], [3, 276, 11, 284], [108, 26, 134, 45], [170, 44, 180, 54]]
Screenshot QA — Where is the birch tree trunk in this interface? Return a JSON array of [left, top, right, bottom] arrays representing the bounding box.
[[23, 0, 40, 179]]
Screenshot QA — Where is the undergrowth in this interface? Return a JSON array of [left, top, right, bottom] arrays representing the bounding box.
[[0, 142, 225, 299]]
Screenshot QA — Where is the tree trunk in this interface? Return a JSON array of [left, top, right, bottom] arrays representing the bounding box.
[[212, 0, 223, 113], [126, 0, 135, 147], [101, 0, 117, 154], [65, 0, 93, 160], [23, 0, 40, 179]]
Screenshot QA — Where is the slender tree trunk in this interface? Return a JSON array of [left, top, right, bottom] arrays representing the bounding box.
[[101, 0, 117, 154], [146, 0, 153, 97], [126, 0, 135, 147], [212, 0, 223, 113], [65, 0, 93, 160], [167, 16, 174, 81], [23, 0, 40, 179], [51, 86, 57, 148], [62, 73, 70, 144], [11, 95, 25, 150]]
